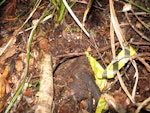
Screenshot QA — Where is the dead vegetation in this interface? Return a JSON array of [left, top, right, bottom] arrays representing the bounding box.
[[0, 0, 150, 113]]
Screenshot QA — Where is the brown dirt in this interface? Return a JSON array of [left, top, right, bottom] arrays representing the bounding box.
[[0, 0, 150, 113]]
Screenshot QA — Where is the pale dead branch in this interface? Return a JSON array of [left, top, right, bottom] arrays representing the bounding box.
[[35, 53, 53, 113]]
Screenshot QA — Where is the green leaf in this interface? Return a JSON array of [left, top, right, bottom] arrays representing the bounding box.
[[85, 52, 107, 91], [85, 52, 104, 79], [0, 0, 6, 6], [95, 97, 107, 113]]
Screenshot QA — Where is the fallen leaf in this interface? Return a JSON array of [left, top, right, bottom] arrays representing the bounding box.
[[15, 60, 23, 72], [24, 88, 32, 97], [0, 46, 16, 62], [1, 65, 10, 78], [0, 78, 5, 98]]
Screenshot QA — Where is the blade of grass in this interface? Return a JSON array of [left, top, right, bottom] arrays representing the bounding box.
[[57, 0, 66, 22], [57, 0, 76, 22], [62, 0, 90, 37], [62, 0, 101, 58], [0, 0, 6, 6], [4, 9, 51, 113]]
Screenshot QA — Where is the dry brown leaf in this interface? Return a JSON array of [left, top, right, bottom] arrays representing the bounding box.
[[15, 60, 23, 72], [67, 78, 74, 83], [2, 0, 28, 17], [0, 78, 6, 112], [0, 64, 11, 111], [24, 88, 32, 97], [0, 78, 6, 98], [0, 46, 16, 62], [1, 65, 10, 79]]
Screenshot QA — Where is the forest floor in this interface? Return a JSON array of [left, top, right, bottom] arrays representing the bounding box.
[[0, 0, 150, 113]]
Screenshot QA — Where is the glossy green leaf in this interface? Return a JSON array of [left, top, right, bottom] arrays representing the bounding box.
[[85, 52, 104, 79], [95, 97, 107, 113], [85, 51, 108, 91]]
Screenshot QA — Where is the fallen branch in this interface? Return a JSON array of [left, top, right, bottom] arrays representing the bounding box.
[[35, 53, 53, 113]]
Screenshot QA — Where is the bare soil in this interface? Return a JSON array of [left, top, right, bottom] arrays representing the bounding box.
[[0, 0, 150, 113]]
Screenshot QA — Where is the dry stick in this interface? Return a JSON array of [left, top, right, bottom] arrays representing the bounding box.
[[109, 0, 135, 103], [81, 0, 98, 52], [82, 0, 93, 26], [132, 53, 150, 72], [110, 21, 116, 58], [62, 0, 106, 67], [117, 72, 135, 103], [130, 41, 150, 46], [128, 12, 148, 15], [55, 42, 120, 59], [137, 57, 150, 72], [135, 97, 150, 113], [132, 53, 150, 59], [109, 0, 128, 48], [131, 60, 139, 102], [131, 9, 150, 31], [35, 53, 53, 113], [0, 39, 13, 56], [124, 12, 150, 42], [76, 0, 104, 10], [55, 52, 85, 58]]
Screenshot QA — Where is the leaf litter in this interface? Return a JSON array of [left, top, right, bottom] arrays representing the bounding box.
[[0, 0, 150, 113]]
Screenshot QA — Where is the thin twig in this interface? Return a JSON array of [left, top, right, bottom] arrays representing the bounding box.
[[0, 38, 13, 57], [109, 0, 128, 48], [124, 11, 150, 42], [131, 53, 150, 59], [55, 52, 85, 58], [82, 0, 93, 26], [131, 60, 139, 102], [109, 0, 134, 103], [63, 0, 105, 66], [137, 57, 150, 72], [117, 72, 135, 103], [110, 20, 116, 58], [131, 9, 150, 31], [129, 41, 150, 46], [135, 97, 150, 113]]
